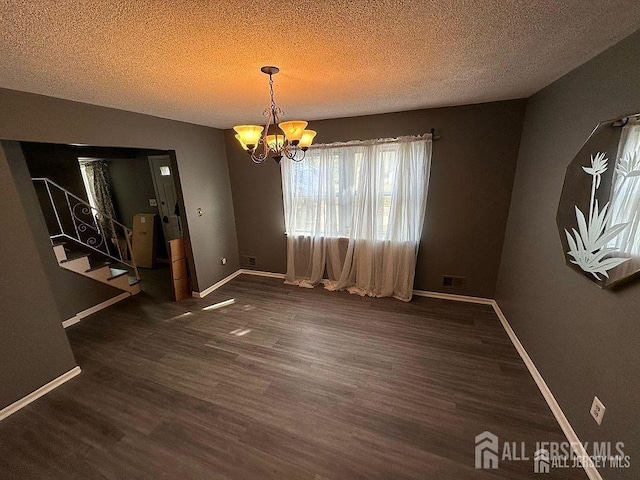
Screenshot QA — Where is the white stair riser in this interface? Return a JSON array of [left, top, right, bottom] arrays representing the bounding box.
[[60, 257, 91, 274], [53, 245, 67, 262], [108, 274, 132, 291], [84, 266, 113, 282], [54, 249, 140, 295]]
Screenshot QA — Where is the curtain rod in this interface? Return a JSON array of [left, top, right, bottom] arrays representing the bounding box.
[[309, 129, 441, 151], [612, 113, 640, 127]]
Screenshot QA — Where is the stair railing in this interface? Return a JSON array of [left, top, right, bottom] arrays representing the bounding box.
[[32, 177, 140, 280]]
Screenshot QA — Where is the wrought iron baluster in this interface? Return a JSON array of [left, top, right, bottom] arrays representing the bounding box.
[[125, 229, 140, 280], [65, 191, 81, 241], [44, 180, 64, 236], [32, 177, 140, 277], [110, 218, 123, 262]]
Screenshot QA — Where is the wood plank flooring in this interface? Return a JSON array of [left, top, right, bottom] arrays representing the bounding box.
[[0, 274, 586, 479]]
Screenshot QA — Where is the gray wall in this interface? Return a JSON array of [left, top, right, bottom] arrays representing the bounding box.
[[226, 100, 526, 298], [496, 30, 640, 478], [108, 156, 159, 229], [0, 88, 240, 296], [0, 142, 77, 409], [22, 142, 88, 200]]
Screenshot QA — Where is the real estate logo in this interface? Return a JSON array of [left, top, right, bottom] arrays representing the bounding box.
[[475, 431, 499, 469], [534, 449, 550, 474], [474, 431, 630, 473]]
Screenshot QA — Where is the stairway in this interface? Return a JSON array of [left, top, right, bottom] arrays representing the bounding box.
[[32, 177, 142, 296], [53, 241, 141, 295]]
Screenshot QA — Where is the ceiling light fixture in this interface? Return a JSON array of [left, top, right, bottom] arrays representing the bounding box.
[[233, 66, 316, 164]]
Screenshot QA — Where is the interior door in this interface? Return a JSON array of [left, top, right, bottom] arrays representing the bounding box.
[[148, 155, 183, 243]]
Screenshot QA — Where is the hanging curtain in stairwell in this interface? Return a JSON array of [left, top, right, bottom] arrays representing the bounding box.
[[281, 134, 432, 301], [83, 160, 119, 249]]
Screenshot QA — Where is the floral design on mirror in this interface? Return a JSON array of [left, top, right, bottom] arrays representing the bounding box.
[[557, 114, 640, 288]]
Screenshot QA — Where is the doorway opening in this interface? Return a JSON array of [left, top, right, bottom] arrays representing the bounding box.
[[22, 141, 189, 302]]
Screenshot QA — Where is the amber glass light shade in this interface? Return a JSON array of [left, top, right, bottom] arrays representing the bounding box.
[[233, 125, 263, 148], [265, 134, 285, 150], [278, 120, 308, 143], [234, 134, 249, 151], [298, 130, 317, 149]]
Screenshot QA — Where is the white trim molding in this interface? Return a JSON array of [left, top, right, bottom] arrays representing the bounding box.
[[193, 269, 288, 298], [413, 288, 601, 480], [0, 366, 81, 422], [490, 301, 602, 480], [62, 292, 131, 328], [412, 289, 494, 305], [192, 270, 244, 298], [239, 269, 285, 279]]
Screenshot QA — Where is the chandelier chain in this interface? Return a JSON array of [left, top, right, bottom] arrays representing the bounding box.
[[269, 74, 276, 113]]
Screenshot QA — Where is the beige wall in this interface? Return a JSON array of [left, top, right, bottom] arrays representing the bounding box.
[[225, 99, 526, 298]]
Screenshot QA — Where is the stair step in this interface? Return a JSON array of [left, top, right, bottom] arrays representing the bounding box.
[[60, 253, 90, 264], [53, 244, 67, 262], [50, 241, 141, 295], [107, 268, 129, 281], [85, 262, 112, 273]]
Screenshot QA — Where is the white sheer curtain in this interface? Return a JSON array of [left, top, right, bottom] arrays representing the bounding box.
[[281, 134, 432, 301], [608, 123, 640, 258]]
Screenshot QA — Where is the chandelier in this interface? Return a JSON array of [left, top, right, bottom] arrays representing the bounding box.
[[233, 66, 316, 164]]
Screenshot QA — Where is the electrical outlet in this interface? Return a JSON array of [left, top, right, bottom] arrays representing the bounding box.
[[590, 396, 606, 425], [197, 208, 203, 217], [220, 257, 227, 265]]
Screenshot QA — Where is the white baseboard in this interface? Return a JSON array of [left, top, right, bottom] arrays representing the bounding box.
[[413, 288, 600, 480], [0, 366, 81, 422], [62, 292, 131, 328], [412, 289, 494, 305], [192, 270, 244, 298], [490, 301, 602, 480], [239, 269, 285, 279], [192, 269, 289, 298]]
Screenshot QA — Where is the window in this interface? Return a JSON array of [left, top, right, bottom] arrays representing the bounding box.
[[281, 136, 431, 243], [78, 157, 100, 220]]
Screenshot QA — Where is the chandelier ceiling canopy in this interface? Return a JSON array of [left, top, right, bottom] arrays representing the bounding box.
[[233, 66, 316, 164]]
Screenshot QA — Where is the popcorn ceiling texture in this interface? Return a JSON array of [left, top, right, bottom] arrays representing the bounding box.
[[1, 0, 640, 128]]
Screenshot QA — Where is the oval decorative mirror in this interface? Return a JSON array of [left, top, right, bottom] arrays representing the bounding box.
[[557, 113, 640, 288]]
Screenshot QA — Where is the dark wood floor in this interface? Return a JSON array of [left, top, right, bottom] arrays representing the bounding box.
[[0, 274, 586, 479]]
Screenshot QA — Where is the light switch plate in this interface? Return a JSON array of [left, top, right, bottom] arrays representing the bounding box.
[[590, 396, 605, 425], [149, 198, 157, 206]]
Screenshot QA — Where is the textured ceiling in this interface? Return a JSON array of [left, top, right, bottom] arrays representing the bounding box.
[[2, 1, 640, 129]]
